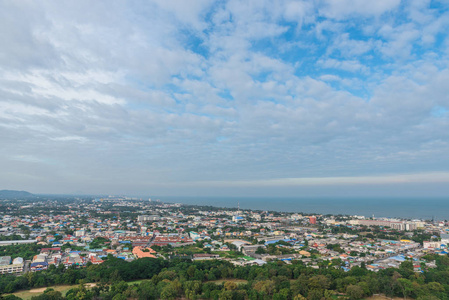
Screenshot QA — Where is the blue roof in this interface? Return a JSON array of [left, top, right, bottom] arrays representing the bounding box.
[[31, 262, 48, 267], [265, 239, 292, 245], [390, 256, 406, 262]]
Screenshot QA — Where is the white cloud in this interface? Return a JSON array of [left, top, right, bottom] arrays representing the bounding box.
[[0, 0, 448, 195], [317, 58, 368, 73], [183, 171, 449, 187], [319, 0, 401, 20]]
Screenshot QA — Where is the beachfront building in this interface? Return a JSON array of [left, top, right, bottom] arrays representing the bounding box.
[[351, 219, 418, 231]]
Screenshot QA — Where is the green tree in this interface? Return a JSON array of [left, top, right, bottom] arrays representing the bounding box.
[[346, 284, 364, 300], [397, 278, 414, 299], [160, 284, 177, 300]]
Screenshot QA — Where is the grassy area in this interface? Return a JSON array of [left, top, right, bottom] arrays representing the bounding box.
[[125, 279, 150, 285], [173, 245, 205, 255], [9, 283, 97, 300], [212, 250, 245, 259], [8, 279, 157, 300]]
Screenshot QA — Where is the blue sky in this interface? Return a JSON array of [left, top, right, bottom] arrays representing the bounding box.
[[1, 0, 449, 197]]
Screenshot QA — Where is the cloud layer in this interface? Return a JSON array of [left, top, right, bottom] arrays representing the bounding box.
[[1, 0, 449, 196]]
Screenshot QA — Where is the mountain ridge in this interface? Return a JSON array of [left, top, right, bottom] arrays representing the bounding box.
[[0, 190, 34, 198]]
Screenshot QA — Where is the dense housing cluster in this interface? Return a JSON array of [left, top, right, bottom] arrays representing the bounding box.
[[0, 195, 448, 299]]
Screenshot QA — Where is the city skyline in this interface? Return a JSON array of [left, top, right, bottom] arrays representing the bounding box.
[[1, 1, 449, 196]]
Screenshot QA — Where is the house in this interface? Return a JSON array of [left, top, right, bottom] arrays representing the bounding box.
[[192, 253, 220, 261], [132, 246, 157, 259], [63, 254, 86, 268], [30, 262, 48, 272]]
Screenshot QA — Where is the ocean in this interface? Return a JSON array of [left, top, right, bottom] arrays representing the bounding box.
[[156, 196, 448, 220]]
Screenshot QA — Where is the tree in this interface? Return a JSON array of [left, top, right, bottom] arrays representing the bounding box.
[[399, 260, 414, 278], [307, 289, 323, 300], [346, 285, 364, 300], [417, 296, 441, 300], [3, 296, 22, 300], [397, 278, 414, 299], [160, 284, 177, 300], [253, 280, 276, 295], [65, 283, 94, 300], [184, 280, 202, 299], [255, 247, 266, 254], [308, 275, 330, 290], [112, 294, 126, 300], [224, 281, 237, 291], [187, 265, 196, 278], [219, 290, 234, 300]]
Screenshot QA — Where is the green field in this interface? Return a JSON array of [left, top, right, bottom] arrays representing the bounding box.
[[9, 283, 97, 300], [125, 279, 151, 285]]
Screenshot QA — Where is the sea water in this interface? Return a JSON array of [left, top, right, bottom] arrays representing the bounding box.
[[156, 196, 448, 220]]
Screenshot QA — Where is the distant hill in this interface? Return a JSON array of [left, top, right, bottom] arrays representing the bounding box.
[[0, 190, 34, 198]]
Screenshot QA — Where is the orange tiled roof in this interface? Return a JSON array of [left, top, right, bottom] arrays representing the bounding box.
[[132, 246, 157, 258]]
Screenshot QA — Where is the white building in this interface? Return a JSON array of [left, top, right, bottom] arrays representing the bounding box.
[[0, 256, 24, 274]]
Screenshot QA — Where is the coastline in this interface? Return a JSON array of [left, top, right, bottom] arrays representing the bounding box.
[[156, 196, 448, 220]]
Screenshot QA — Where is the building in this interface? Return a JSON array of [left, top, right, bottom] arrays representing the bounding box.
[[132, 246, 157, 259], [232, 215, 244, 222], [309, 216, 317, 225], [75, 230, 86, 237], [137, 215, 160, 222], [441, 233, 449, 246], [0, 257, 24, 274], [424, 241, 443, 249], [89, 254, 104, 265], [0, 256, 11, 266], [352, 219, 417, 231], [62, 254, 86, 268], [189, 231, 201, 240], [192, 253, 220, 261], [0, 239, 37, 246], [232, 240, 251, 251], [151, 236, 193, 247], [30, 262, 48, 272]]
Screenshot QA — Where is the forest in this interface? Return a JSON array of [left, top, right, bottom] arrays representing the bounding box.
[[1, 253, 449, 300]]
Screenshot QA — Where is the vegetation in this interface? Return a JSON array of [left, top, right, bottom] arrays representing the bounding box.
[[2, 254, 449, 300], [0, 243, 47, 260]]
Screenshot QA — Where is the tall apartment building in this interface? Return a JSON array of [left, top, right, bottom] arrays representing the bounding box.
[[137, 215, 160, 222], [0, 256, 24, 274], [352, 219, 417, 231]]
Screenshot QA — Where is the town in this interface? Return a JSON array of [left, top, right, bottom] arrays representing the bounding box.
[[1, 195, 447, 278]]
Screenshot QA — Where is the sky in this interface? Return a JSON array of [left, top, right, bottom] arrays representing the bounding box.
[[1, 0, 449, 197]]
